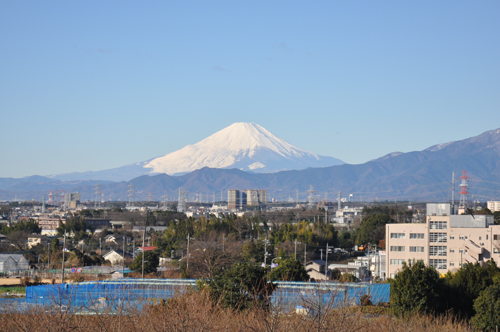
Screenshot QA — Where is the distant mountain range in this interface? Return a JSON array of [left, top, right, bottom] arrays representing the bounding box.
[[2, 128, 500, 202], [46, 122, 344, 181]]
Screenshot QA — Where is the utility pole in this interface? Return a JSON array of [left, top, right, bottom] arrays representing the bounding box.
[[122, 237, 126, 276], [142, 218, 146, 279], [99, 238, 101, 254], [264, 235, 268, 266], [61, 230, 66, 283], [47, 243, 50, 270], [325, 243, 329, 281], [294, 240, 301, 260], [133, 239, 135, 259], [186, 233, 194, 273], [320, 249, 324, 260], [304, 243, 307, 267]]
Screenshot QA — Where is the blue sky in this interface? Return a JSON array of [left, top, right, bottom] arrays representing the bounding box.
[[1, 1, 499, 178]]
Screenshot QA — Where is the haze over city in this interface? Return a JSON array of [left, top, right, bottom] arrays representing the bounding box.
[[1, 2, 500, 178]]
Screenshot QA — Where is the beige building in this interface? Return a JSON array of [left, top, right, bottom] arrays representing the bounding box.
[[386, 203, 499, 278]]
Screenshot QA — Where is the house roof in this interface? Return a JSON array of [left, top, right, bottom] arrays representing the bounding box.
[[137, 246, 157, 251], [307, 259, 326, 266], [103, 250, 132, 259], [0, 254, 27, 262]]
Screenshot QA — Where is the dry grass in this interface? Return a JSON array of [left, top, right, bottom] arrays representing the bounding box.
[[0, 291, 472, 332]]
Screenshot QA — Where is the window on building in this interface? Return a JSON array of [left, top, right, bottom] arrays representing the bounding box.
[[390, 259, 405, 265], [430, 221, 447, 230], [495, 235, 500, 241], [450, 249, 455, 253], [450, 262, 455, 267], [494, 248, 500, 254], [450, 235, 455, 240], [409, 246, 425, 253], [410, 233, 425, 239], [430, 233, 447, 243], [479, 237, 482, 241], [487, 235, 489, 240], [391, 233, 405, 239], [390, 246, 405, 252], [429, 259, 447, 270], [459, 235, 464, 240], [430, 246, 447, 256]]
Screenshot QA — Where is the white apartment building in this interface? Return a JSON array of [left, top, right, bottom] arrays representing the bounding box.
[[386, 203, 499, 278], [487, 201, 500, 212]]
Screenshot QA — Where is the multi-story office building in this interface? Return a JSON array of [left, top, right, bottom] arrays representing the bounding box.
[[64, 192, 81, 209], [228, 189, 267, 209], [386, 203, 498, 278], [243, 190, 267, 206], [228, 190, 240, 209]]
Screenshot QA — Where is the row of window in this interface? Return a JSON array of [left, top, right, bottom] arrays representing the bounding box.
[[430, 221, 447, 230], [390, 233, 425, 239], [430, 232, 447, 243], [429, 246, 447, 256], [390, 259, 464, 269], [429, 259, 447, 270], [392, 232, 495, 242]]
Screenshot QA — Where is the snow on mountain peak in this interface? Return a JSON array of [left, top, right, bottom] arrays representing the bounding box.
[[144, 122, 343, 175]]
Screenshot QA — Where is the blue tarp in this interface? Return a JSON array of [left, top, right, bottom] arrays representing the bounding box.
[[23, 279, 390, 313]]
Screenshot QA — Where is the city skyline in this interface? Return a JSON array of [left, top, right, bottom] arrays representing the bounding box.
[[1, 2, 499, 178]]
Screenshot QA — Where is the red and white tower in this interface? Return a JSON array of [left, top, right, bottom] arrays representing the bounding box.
[[48, 190, 53, 205], [459, 170, 469, 213]]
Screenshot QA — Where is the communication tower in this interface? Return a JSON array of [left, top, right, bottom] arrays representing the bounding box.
[[48, 190, 53, 205], [338, 191, 342, 211], [459, 170, 469, 210]]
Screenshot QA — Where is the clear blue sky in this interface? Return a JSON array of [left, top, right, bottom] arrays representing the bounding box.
[[1, 1, 499, 178]]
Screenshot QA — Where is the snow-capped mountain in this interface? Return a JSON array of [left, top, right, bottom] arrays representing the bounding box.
[[47, 122, 344, 181], [145, 122, 344, 175]]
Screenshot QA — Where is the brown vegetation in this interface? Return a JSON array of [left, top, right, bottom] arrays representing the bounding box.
[[0, 291, 472, 331]]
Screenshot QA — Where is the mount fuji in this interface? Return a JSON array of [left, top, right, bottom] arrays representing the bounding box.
[[48, 122, 344, 181]]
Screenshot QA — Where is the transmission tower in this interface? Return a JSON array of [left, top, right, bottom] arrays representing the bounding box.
[[93, 182, 102, 209], [307, 185, 317, 210], [53, 189, 59, 206], [177, 187, 188, 213], [127, 182, 136, 206], [161, 192, 169, 209]]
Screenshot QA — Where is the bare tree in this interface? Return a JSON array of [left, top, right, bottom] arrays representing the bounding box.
[[188, 232, 239, 279]]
